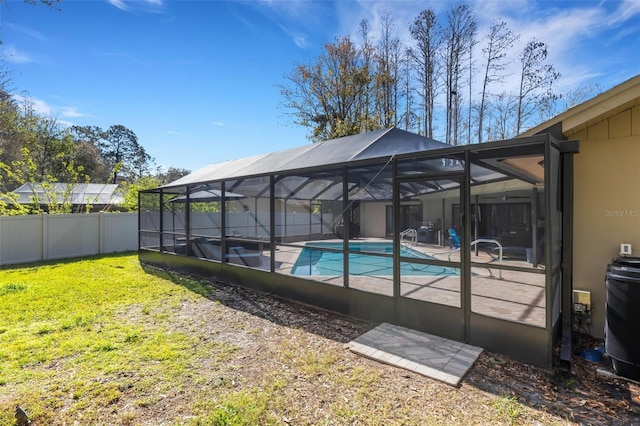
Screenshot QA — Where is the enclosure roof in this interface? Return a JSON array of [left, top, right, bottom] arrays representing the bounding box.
[[12, 183, 124, 205], [164, 128, 449, 188]]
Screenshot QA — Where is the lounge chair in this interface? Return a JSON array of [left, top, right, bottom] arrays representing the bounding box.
[[192, 237, 222, 260]]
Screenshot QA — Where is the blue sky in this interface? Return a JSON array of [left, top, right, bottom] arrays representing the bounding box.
[[2, 0, 639, 173]]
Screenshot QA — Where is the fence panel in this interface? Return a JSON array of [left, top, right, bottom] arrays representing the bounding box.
[[0, 215, 43, 265], [0, 212, 138, 266], [47, 214, 100, 260], [102, 213, 138, 253]]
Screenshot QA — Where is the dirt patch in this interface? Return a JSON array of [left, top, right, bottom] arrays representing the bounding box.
[[129, 266, 639, 425]]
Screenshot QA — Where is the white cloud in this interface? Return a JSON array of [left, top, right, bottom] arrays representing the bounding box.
[[211, 121, 224, 127], [59, 106, 92, 119], [614, 0, 640, 24], [494, 3, 634, 90], [12, 94, 91, 120], [249, 0, 327, 49], [278, 24, 310, 49], [12, 94, 52, 115], [108, 0, 128, 12], [108, 0, 165, 13], [6, 23, 47, 43], [167, 130, 181, 135], [334, 0, 636, 93], [2, 45, 33, 64]]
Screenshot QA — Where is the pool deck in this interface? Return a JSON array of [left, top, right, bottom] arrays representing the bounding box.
[[271, 238, 546, 328]]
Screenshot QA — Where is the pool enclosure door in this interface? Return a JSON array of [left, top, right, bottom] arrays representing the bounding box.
[[395, 173, 466, 341]]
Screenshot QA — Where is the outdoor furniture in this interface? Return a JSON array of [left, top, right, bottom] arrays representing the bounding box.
[[192, 237, 222, 260], [448, 229, 461, 248], [190, 237, 262, 266]]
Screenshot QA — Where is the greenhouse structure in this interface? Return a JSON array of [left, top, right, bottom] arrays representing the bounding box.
[[139, 127, 579, 367]]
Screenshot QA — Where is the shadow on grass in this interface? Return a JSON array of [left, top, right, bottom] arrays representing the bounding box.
[[142, 262, 374, 344]]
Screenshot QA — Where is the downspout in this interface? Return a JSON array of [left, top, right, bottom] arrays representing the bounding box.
[[544, 136, 553, 368]]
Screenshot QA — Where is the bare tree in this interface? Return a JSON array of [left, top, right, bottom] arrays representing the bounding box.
[[24, 0, 61, 7], [516, 39, 560, 134], [409, 8, 442, 138], [375, 10, 402, 128], [466, 33, 478, 145], [279, 37, 371, 142], [478, 21, 519, 143], [399, 48, 418, 132], [357, 19, 378, 132], [554, 82, 602, 115], [442, 3, 477, 146], [486, 92, 518, 140]]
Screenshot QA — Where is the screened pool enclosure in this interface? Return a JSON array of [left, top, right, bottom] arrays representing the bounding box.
[[139, 128, 577, 366]]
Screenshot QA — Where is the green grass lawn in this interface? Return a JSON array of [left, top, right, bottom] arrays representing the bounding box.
[[0, 253, 595, 425], [0, 253, 220, 425]]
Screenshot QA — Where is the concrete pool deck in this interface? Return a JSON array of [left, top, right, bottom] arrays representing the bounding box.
[[268, 239, 546, 328]]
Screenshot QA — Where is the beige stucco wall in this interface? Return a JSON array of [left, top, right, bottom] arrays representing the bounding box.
[[360, 202, 387, 238], [572, 103, 640, 338]]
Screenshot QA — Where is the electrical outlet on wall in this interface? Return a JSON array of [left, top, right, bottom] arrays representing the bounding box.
[[620, 243, 632, 256], [573, 290, 591, 315]]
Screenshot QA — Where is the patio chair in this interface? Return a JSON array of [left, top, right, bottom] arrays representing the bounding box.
[[448, 229, 461, 248]]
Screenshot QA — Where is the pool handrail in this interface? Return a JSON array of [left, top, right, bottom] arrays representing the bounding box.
[[448, 238, 503, 279], [400, 228, 417, 245]]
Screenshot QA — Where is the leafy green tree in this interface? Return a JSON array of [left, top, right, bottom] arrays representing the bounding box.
[[71, 124, 155, 183], [72, 139, 110, 183], [131, 144, 153, 180], [0, 147, 90, 214], [5, 97, 84, 186], [0, 98, 26, 190], [279, 36, 374, 142], [33, 117, 76, 181], [102, 124, 142, 183], [121, 175, 161, 212], [0, 191, 28, 215], [156, 166, 191, 185]]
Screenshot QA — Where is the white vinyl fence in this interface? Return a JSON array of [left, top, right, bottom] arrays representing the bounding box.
[[0, 212, 138, 266]]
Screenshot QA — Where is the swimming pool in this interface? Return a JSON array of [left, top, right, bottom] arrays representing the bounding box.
[[291, 242, 459, 276]]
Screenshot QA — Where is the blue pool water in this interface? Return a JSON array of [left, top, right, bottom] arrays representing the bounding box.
[[291, 242, 459, 276]]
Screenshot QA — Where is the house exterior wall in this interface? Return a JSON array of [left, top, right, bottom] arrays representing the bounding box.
[[360, 202, 387, 238], [572, 103, 640, 338]]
